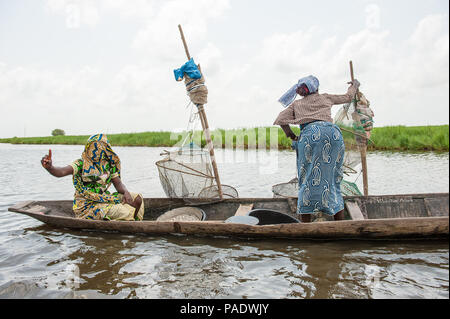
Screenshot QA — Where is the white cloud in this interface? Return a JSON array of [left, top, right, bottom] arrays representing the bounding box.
[[131, 0, 230, 64], [101, 0, 156, 19], [365, 4, 381, 30], [406, 14, 449, 88], [204, 13, 448, 129], [46, 0, 100, 28], [1, 2, 448, 138], [197, 43, 224, 77], [17, 0, 231, 136]]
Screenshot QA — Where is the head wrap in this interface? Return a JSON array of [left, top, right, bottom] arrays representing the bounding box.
[[278, 75, 320, 108], [81, 134, 121, 183]]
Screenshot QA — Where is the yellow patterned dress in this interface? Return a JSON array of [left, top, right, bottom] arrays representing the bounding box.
[[70, 134, 144, 221]]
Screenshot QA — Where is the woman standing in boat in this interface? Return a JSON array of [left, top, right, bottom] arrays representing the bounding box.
[[274, 75, 360, 222], [40, 134, 144, 221]]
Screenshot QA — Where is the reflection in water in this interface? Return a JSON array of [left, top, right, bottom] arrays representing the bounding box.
[[8, 223, 447, 299], [21, 225, 146, 298], [0, 222, 448, 299], [0, 144, 448, 298]]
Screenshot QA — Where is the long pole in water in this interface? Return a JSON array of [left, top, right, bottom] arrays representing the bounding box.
[[349, 60, 369, 196], [178, 24, 224, 199]]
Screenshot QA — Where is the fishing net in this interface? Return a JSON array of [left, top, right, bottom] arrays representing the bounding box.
[[272, 177, 362, 198], [272, 177, 299, 198], [156, 140, 239, 200], [156, 85, 238, 200], [272, 90, 374, 198], [156, 143, 216, 198], [198, 184, 239, 199], [334, 90, 374, 196]]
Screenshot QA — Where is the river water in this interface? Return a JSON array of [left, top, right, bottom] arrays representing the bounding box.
[[0, 144, 448, 299]]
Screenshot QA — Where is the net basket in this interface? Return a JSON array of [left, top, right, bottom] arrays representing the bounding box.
[[272, 177, 299, 198], [198, 184, 239, 199], [156, 144, 238, 199]]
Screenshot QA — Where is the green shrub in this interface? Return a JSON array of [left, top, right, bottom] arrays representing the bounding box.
[[51, 129, 65, 136]]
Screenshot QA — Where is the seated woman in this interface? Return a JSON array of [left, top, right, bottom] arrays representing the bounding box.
[[41, 134, 144, 221], [274, 75, 360, 223]]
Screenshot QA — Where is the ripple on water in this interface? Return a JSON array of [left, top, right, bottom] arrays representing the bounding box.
[[0, 145, 448, 298]]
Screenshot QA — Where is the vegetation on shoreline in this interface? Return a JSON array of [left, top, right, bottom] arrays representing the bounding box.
[[368, 125, 449, 152], [0, 125, 448, 152]]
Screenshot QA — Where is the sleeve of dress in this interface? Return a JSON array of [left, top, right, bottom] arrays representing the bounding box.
[[110, 166, 120, 179], [323, 84, 358, 105], [273, 104, 296, 125], [70, 159, 82, 175]]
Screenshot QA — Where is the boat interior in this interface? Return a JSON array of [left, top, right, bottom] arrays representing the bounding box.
[[12, 193, 449, 223]]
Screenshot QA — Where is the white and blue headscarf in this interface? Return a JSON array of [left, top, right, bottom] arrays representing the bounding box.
[[278, 75, 320, 108]]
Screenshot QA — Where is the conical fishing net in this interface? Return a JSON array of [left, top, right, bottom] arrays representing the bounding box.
[[156, 143, 215, 198], [272, 177, 299, 198], [198, 184, 239, 199], [334, 90, 374, 196], [156, 142, 239, 200], [272, 90, 374, 198]]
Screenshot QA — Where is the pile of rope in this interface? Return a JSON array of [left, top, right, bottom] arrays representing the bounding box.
[[184, 72, 208, 105]]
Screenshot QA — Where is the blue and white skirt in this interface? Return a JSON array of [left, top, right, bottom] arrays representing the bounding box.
[[292, 121, 345, 216]]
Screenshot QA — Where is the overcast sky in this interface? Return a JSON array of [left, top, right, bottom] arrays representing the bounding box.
[[0, 0, 448, 138]]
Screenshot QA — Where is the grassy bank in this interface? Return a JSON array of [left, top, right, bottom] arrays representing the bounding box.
[[0, 132, 180, 147], [368, 125, 449, 151], [0, 125, 448, 152]]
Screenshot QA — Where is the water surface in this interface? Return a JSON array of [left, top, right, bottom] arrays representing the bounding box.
[[0, 144, 448, 298]]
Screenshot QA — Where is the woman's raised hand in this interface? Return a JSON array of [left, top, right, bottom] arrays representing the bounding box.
[[41, 149, 52, 169], [40, 150, 73, 177], [348, 79, 360, 88]]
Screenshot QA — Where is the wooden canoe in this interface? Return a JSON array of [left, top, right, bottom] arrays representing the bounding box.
[[8, 193, 449, 240]]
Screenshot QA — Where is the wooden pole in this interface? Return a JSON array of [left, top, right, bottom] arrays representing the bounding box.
[[349, 61, 369, 196], [178, 24, 191, 60], [178, 24, 224, 199]]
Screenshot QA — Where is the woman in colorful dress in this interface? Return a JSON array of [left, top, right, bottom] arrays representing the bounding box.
[[274, 75, 360, 222], [41, 134, 144, 221]]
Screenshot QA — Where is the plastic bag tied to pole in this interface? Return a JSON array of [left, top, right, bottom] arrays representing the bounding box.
[[173, 58, 208, 105]]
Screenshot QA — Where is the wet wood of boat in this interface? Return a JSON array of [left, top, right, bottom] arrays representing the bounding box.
[[8, 193, 449, 240]]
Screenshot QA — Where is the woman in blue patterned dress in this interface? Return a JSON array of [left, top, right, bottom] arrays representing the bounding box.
[[274, 75, 360, 222]]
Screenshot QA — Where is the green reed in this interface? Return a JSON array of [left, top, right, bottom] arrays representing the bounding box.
[[1, 125, 448, 152]]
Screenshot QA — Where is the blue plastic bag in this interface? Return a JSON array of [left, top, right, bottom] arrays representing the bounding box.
[[173, 58, 202, 81]]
